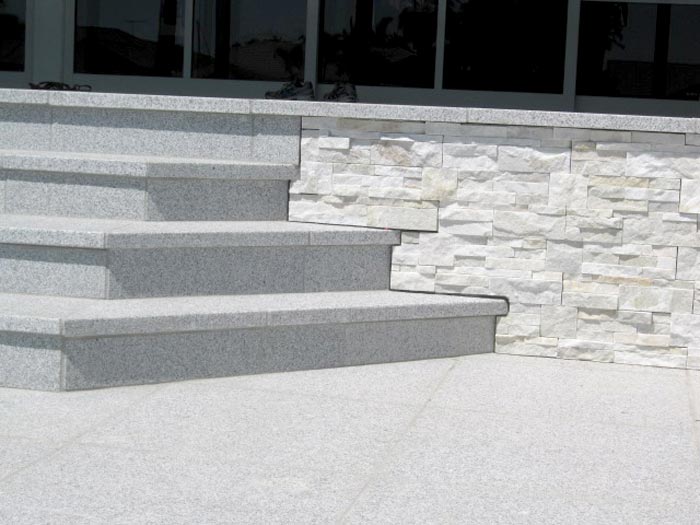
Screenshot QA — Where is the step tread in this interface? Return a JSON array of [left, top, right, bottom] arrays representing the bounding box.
[[0, 149, 299, 180], [0, 290, 508, 337], [0, 215, 400, 249]]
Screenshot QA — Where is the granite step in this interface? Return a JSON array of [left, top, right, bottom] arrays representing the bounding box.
[[0, 215, 399, 299], [0, 150, 299, 221], [0, 290, 509, 390]]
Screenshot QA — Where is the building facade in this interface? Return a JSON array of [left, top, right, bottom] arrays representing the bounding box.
[[1, 0, 699, 116]]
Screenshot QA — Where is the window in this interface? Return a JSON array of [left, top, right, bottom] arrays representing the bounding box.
[[0, 0, 26, 72], [577, 2, 700, 100], [443, 0, 568, 93], [192, 0, 307, 81], [318, 0, 438, 88], [74, 0, 185, 77]]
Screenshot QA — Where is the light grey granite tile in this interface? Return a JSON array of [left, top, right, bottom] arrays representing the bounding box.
[[251, 115, 301, 164], [0, 333, 62, 390], [105, 246, 307, 298], [303, 245, 391, 292], [0, 89, 49, 105], [145, 179, 288, 221], [50, 107, 255, 161], [6, 172, 147, 220], [0, 245, 107, 298], [0, 104, 52, 150], [250, 99, 469, 122], [49, 90, 251, 114]]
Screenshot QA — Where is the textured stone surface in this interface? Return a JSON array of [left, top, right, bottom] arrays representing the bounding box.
[[5, 172, 147, 220], [0, 245, 107, 298], [146, 179, 289, 221], [0, 334, 62, 390], [1, 354, 698, 522], [296, 115, 700, 369]]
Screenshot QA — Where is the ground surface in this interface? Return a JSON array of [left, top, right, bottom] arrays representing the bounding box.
[[1, 353, 699, 524]]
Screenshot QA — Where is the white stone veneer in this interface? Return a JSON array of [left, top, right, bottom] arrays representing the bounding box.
[[291, 116, 700, 369]]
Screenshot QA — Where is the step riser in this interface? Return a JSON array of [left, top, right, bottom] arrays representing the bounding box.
[[1, 103, 300, 163], [0, 317, 496, 391], [0, 244, 392, 299], [1, 172, 289, 221]]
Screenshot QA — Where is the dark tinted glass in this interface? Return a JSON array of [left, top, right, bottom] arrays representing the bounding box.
[[192, 0, 306, 80], [75, 0, 185, 77], [577, 2, 700, 100], [319, 0, 438, 88], [0, 0, 26, 72], [444, 0, 568, 93]]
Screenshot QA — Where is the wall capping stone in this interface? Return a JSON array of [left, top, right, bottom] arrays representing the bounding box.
[[1, 88, 699, 133]]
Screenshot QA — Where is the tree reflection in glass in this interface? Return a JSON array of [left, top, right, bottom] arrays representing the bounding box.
[[319, 0, 438, 88], [444, 0, 568, 94], [74, 0, 185, 77], [0, 0, 26, 72], [192, 0, 307, 81]]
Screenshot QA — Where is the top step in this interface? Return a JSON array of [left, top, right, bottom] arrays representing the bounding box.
[[0, 92, 301, 163]]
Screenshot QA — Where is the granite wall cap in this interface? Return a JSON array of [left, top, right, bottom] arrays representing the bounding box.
[[467, 107, 698, 133], [48, 90, 252, 114], [250, 99, 468, 122], [0, 89, 49, 105], [1, 88, 698, 132]]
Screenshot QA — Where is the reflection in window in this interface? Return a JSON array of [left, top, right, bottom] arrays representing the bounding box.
[[577, 2, 700, 100], [444, 0, 568, 93], [74, 0, 185, 77], [192, 0, 306, 81], [318, 0, 438, 88], [0, 0, 25, 72]]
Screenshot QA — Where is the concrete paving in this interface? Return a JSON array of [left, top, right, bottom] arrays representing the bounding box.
[[1, 353, 699, 524]]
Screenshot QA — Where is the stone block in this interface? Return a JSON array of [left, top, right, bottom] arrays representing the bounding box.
[[546, 241, 583, 274], [489, 278, 562, 305], [421, 168, 458, 200], [442, 142, 498, 171], [390, 270, 435, 292], [557, 339, 616, 362], [626, 152, 700, 179], [0, 245, 107, 298], [370, 136, 442, 167], [623, 217, 700, 247], [548, 172, 588, 209], [493, 211, 566, 238], [0, 334, 63, 390], [417, 233, 459, 266], [676, 247, 700, 280], [670, 313, 700, 347], [51, 106, 257, 161], [679, 179, 700, 213], [5, 172, 147, 220], [619, 286, 694, 314], [540, 305, 577, 337], [146, 179, 288, 221], [497, 146, 570, 173], [562, 292, 618, 310], [367, 206, 438, 231]]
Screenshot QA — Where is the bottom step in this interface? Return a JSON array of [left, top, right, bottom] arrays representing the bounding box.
[[0, 291, 508, 391]]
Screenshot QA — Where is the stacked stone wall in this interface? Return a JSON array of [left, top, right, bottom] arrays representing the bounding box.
[[291, 116, 700, 369]]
